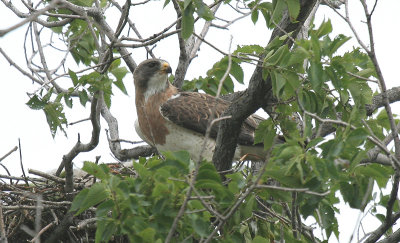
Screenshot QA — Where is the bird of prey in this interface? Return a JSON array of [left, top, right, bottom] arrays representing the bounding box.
[[133, 59, 268, 162]]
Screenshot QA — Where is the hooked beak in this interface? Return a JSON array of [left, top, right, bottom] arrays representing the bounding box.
[[160, 62, 172, 74]]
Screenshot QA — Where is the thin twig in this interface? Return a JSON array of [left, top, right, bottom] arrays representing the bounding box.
[[0, 200, 7, 243], [18, 139, 29, 186], [255, 185, 330, 197], [28, 169, 66, 184], [30, 221, 55, 243], [0, 146, 18, 163], [0, 0, 61, 37]]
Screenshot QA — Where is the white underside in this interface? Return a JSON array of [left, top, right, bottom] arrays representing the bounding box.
[[135, 119, 243, 162], [143, 73, 168, 102]]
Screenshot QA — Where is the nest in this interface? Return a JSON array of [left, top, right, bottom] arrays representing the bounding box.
[[0, 163, 135, 242]]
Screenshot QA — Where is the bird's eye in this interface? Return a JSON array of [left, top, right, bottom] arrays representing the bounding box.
[[148, 62, 157, 68]]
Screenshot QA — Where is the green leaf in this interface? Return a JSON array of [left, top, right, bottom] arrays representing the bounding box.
[[306, 137, 324, 149], [133, 161, 151, 178], [287, 46, 310, 66], [354, 164, 392, 188], [181, 4, 195, 39], [252, 236, 268, 243], [78, 89, 89, 106], [75, 183, 109, 215], [264, 168, 302, 187], [234, 45, 264, 55], [243, 194, 256, 219], [271, 0, 286, 23], [308, 60, 323, 92], [348, 81, 373, 106], [96, 199, 115, 217], [183, 0, 191, 9], [328, 34, 351, 56], [70, 188, 89, 213], [284, 0, 300, 21], [111, 66, 128, 81], [69, 69, 79, 86], [254, 119, 276, 151], [310, 33, 321, 61], [195, 179, 225, 192], [111, 67, 128, 95], [64, 94, 73, 108], [346, 128, 368, 146], [315, 19, 333, 38], [251, 10, 259, 24], [163, 0, 171, 8], [270, 71, 286, 97], [264, 45, 289, 66], [100, 0, 107, 7], [43, 102, 67, 137], [138, 228, 156, 243], [193, 0, 214, 21], [26, 95, 47, 110], [192, 216, 209, 237], [197, 163, 221, 183], [82, 161, 111, 180], [230, 61, 244, 84], [96, 220, 116, 243]]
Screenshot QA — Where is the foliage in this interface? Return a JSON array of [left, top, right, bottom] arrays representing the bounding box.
[[72, 152, 315, 242], [2, 0, 400, 242]]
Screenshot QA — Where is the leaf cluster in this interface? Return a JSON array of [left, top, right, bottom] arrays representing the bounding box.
[[71, 151, 323, 242]]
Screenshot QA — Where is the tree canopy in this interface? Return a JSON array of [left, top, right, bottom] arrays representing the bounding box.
[[1, 0, 400, 242]]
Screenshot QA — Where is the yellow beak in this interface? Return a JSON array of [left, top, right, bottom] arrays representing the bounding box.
[[161, 62, 172, 74]]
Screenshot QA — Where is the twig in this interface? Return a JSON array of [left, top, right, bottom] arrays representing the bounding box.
[[255, 184, 330, 197], [33, 195, 43, 243], [76, 217, 97, 230], [189, 2, 222, 60], [0, 200, 7, 243], [55, 91, 101, 198], [204, 155, 268, 243], [298, 96, 400, 168], [359, 0, 400, 162], [364, 173, 400, 243], [0, 146, 18, 163], [30, 221, 55, 243], [110, 139, 145, 145], [191, 187, 224, 220], [68, 118, 90, 126], [28, 169, 66, 184], [0, 174, 47, 182], [0, 0, 61, 37], [18, 139, 29, 186]]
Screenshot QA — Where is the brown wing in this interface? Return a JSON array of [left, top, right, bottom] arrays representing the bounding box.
[[160, 92, 262, 146]]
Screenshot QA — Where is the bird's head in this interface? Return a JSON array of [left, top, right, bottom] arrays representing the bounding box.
[[134, 59, 172, 100]]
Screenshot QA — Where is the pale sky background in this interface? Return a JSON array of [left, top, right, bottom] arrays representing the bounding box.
[[0, 1, 399, 242]]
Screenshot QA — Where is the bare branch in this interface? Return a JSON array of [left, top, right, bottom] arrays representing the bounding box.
[[0, 0, 63, 37], [255, 185, 330, 197], [0, 146, 18, 163], [55, 92, 101, 193], [28, 169, 65, 184], [364, 173, 400, 243], [0, 200, 7, 243]]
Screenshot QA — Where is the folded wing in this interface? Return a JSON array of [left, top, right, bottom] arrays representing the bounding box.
[[160, 92, 262, 146]]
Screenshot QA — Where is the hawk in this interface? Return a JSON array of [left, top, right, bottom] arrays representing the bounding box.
[[133, 59, 268, 162]]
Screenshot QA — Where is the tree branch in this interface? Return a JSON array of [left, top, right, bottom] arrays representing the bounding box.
[[212, 0, 319, 171], [55, 92, 101, 195]]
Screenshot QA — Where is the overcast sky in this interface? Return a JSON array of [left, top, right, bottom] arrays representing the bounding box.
[[1, 1, 399, 242]]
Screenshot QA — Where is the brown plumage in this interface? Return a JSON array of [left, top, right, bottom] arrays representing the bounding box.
[[160, 92, 260, 146], [133, 59, 267, 161]]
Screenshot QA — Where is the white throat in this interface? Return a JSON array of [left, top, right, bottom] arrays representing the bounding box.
[[143, 72, 168, 101]]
